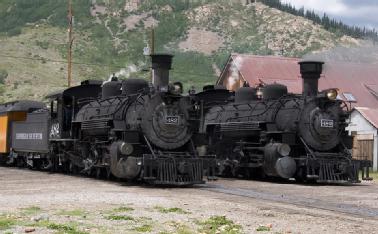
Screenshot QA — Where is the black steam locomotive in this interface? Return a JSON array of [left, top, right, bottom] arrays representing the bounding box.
[[1, 54, 215, 186], [195, 61, 369, 183]]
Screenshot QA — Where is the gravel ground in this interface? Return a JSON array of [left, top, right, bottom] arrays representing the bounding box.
[[0, 167, 377, 234]]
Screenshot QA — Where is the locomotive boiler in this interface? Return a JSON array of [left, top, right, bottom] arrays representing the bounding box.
[[200, 61, 366, 183]]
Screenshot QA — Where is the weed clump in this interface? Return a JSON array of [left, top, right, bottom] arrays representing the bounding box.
[[134, 224, 153, 232], [198, 216, 242, 234], [0, 216, 16, 230], [256, 225, 271, 232], [154, 206, 189, 214], [47, 222, 89, 234], [57, 209, 87, 217], [20, 206, 42, 215], [106, 215, 134, 221], [113, 206, 134, 213]]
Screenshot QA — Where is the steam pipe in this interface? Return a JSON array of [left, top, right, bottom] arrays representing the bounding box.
[[299, 61, 324, 97]]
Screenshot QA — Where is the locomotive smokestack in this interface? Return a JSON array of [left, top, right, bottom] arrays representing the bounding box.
[[151, 54, 173, 92], [299, 61, 324, 97]]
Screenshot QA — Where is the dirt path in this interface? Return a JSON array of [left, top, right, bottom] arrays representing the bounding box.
[[0, 167, 377, 234]]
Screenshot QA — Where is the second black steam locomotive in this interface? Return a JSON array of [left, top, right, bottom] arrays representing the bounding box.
[[1, 54, 215, 186], [195, 61, 369, 183]]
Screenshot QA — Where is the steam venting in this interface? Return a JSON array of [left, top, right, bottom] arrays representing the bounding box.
[[227, 56, 244, 90], [151, 54, 173, 92], [299, 61, 324, 97]]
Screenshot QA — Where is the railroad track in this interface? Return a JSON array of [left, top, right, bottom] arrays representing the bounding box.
[[199, 183, 378, 219]]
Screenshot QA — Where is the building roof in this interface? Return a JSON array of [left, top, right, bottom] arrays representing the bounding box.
[[218, 54, 378, 108], [354, 107, 378, 129]]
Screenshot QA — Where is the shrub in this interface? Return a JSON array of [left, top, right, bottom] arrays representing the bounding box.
[[7, 27, 21, 37], [0, 69, 8, 84], [36, 40, 49, 49]]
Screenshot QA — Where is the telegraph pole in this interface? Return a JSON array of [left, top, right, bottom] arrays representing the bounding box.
[[67, 0, 74, 87]]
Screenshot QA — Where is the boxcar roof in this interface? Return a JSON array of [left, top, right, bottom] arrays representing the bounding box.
[[0, 100, 46, 114]]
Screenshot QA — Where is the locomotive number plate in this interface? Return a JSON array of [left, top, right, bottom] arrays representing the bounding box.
[[320, 119, 334, 128], [166, 116, 180, 125]]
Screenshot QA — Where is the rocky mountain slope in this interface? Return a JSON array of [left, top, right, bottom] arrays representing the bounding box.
[[0, 0, 359, 102]]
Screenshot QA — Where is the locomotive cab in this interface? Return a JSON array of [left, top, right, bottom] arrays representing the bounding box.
[[46, 80, 102, 139]]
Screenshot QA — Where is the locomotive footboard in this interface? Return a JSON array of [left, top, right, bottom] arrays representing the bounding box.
[[304, 158, 360, 183], [142, 154, 216, 186]]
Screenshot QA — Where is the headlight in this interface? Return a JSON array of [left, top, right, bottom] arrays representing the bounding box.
[[326, 89, 338, 100], [119, 142, 134, 155]]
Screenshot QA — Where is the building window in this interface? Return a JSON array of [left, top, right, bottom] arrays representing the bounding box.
[[343, 93, 357, 102]]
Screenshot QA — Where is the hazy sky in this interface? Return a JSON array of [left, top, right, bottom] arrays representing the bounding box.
[[281, 0, 378, 30]]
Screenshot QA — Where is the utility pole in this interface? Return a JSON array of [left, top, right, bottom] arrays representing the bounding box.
[[150, 27, 155, 81], [150, 27, 155, 55], [67, 0, 74, 87]]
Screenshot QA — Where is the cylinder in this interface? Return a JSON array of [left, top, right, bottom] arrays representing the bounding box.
[[263, 143, 296, 179], [299, 61, 324, 97], [151, 54, 173, 92]]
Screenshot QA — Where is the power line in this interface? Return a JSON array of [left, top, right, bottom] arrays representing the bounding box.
[[0, 53, 218, 78]]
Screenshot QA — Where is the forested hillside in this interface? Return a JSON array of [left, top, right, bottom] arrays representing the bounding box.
[[0, 0, 360, 101]]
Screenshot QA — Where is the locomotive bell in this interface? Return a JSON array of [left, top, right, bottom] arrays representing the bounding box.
[[299, 61, 324, 97], [151, 54, 173, 92]]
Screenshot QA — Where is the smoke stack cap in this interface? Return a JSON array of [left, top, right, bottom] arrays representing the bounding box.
[[299, 61, 324, 75]]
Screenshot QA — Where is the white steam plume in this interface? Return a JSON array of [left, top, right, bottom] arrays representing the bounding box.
[[303, 41, 378, 64]]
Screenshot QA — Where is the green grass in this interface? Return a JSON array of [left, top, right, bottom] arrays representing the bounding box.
[[56, 209, 87, 217], [360, 171, 378, 180], [256, 225, 271, 232], [154, 206, 190, 214], [134, 224, 153, 233], [31, 221, 88, 234], [112, 206, 135, 213], [20, 206, 42, 215], [105, 215, 134, 221], [47, 222, 89, 234], [0, 216, 16, 230], [163, 221, 194, 234], [369, 171, 378, 180], [176, 227, 194, 234], [198, 216, 242, 234]]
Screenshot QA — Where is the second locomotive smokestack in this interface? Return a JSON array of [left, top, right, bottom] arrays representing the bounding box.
[[151, 54, 173, 92], [299, 61, 324, 97]]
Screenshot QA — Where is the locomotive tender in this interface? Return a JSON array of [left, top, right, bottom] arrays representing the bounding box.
[[198, 61, 368, 183], [1, 54, 215, 186]]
